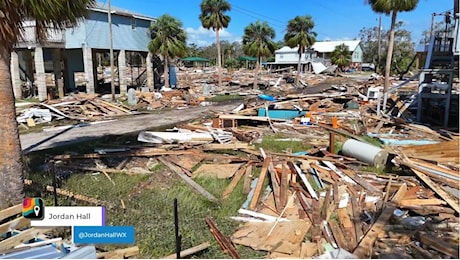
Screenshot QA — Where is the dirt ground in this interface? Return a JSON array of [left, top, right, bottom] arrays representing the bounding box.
[[20, 101, 239, 153]]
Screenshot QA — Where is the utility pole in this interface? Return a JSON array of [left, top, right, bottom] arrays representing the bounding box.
[[108, 0, 116, 101], [430, 12, 436, 38], [376, 15, 382, 74]]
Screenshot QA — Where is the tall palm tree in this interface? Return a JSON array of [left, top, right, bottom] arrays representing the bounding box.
[[199, 0, 231, 88], [368, 0, 419, 92], [242, 21, 276, 89], [284, 15, 316, 85], [148, 14, 187, 88], [330, 44, 352, 76], [0, 0, 95, 209]]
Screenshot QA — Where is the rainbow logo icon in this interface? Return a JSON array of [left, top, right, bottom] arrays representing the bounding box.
[[23, 198, 44, 220]]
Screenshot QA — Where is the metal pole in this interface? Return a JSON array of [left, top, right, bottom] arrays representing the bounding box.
[[377, 15, 382, 73], [430, 13, 435, 38], [174, 198, 181, 259], [51, 160, 58, 206], [108, 0, 116, 101]]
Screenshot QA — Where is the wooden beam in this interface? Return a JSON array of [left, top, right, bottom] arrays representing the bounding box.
[[411, 169, 460, 214], [399, 198, 447, 207], [163, 242, 211, 259], [416, 231, 459, 258], [341, 168, 382, 194], [353, 205, 396, 258], [205, 217, 240, 259], [267, 160, 282, 212], [158, 157, 218, 203], [222, 164, 247, 199], [97, 246, 139, 259], [279, 163, 289, 209], [249, 157, 270, 210], [53, 149, 197, 160], [242, 164, 253, 194], [0, 204, 22, 222]]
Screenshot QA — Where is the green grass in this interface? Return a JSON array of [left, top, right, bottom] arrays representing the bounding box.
[[361, 135, 383, 148], [256, 133, 311, 154], [16, 97, 39, 103], [206, 94, 245, 102]]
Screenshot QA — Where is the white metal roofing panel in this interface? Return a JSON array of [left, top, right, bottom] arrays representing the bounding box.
[[311, 40, 361, 53]]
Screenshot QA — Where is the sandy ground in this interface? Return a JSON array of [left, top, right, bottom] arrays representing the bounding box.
[[20, 102, 239, 153]]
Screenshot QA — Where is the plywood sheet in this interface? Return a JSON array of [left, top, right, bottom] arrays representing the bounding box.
[[193, 163, 242, 179], [231, 220, 311, 254]]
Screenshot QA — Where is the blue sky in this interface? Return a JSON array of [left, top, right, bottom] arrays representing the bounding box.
[[108, 0, 454, 46]]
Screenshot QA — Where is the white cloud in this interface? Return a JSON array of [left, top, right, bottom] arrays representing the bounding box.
[[185, 26, 241, 46]]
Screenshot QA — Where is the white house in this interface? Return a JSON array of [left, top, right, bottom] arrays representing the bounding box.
[[268, 40, 363, 72]]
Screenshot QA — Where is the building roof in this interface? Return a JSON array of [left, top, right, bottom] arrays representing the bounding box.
[[91, 2, 156, 21], [311, 40, 361, 53], [275, 46, 298, 53], [237, 56, 257, 61], [181, 57, 210, 62]]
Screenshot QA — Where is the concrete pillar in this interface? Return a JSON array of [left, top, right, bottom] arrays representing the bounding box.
[[146, 52, 154, 91], [83, 46, 95, 94], [118, 49, 127, 94], [34, 47, 47, 101], [10, 50, 22, 99], [52, 49, 64, 99], [24, 50, 34, 86]]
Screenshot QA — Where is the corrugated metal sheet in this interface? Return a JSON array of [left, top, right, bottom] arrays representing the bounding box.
[[59, 246, 96, 259], [0, 245, 65, 259]]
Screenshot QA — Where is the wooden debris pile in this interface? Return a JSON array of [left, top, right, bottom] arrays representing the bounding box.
[[17, 94, 133, 126]]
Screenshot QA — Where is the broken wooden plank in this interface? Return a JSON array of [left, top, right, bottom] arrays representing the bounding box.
[[337, 207, 357, 250], [267, 160, 282, 212], [353, 205, 396, 258], [0, 204, 22, 222], [328, 220, 349, 251], [53, 149, 197, 160], [341, 168, 381, 194], [97, 246, 139, 259], [163, 242, 211, 259], [402, 205, 455, 215], [411, 168, 460, 214], [280, 163, 289, 210], [222, 164, 247, 199], [416, 231, 459, 258], [249, 157, 270, 210], [398, 198, 447, 207], [206, 217, 240, 259], [242, 164, 253, 194], [158, 157, 218, 203], [201, 143, 252, 150]]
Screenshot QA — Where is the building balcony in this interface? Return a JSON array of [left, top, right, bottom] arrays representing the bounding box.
[[15, 21, 65, 48]]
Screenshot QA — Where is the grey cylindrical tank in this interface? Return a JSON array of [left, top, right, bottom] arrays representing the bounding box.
[[342, 139, 388, 168]]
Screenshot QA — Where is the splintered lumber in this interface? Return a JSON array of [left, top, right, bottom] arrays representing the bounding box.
[[0, 228, 54, 251], [402, 205, 455, 215], [201, 143, 252, 150], [416, 231, 459, 258], [398, 198, 447, 207], [328, 220, 349, 251], [222, 164, 248, 199], [337, 207, 357, 250], [206, 217, 240, 259], [0, 204, 22, 221], [159, 157, 218, 203], [97, 246, 139, 259], [52, 149, 197, 160], [249, 157, 270, 210], [243, 164, 253, 194], [163, 242, 211, 259], [267, 161, 282, 212], [341, 168, 381, 194], [279, 163, 289, 210], [353, 205, 396, 258], [411, 169, 460, 214]]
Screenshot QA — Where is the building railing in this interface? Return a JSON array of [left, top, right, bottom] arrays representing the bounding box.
[[19, 25, 65, 44]]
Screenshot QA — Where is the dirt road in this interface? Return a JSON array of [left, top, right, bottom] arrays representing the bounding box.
[[20, 102, 239, 153]]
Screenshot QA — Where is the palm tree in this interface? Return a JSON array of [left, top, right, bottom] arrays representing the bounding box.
[[0, 0, 95, 209], [284, 15, 317, 85], [368, 0, 419, 92], [242, 21, 277, 89], [330, 44, 352, 76], [199, 0, 231, 88], [148, 14, 187, 88]]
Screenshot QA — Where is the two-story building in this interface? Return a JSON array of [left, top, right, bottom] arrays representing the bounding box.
[[267, 40, 363, 73], [10, 2, 157, 101]]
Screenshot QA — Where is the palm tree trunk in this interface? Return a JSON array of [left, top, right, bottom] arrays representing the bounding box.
[[295, 51, 301, 85], [216, 30, 222, 88], [384, 11, 398, 92], [164, 56, 169, 88], [253, 56, 260, 90], [0, 48, 25, 209]]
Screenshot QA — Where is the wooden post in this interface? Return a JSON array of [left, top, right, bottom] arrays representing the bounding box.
[[329, 132, 335, 154]]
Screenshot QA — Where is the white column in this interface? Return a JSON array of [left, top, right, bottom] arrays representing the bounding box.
[[83, 47, 95, 94], [34, 47, 47, 101], [10, 50, 22, 99], [146, 52, 154, 91], [118, 49, 127, 94]]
